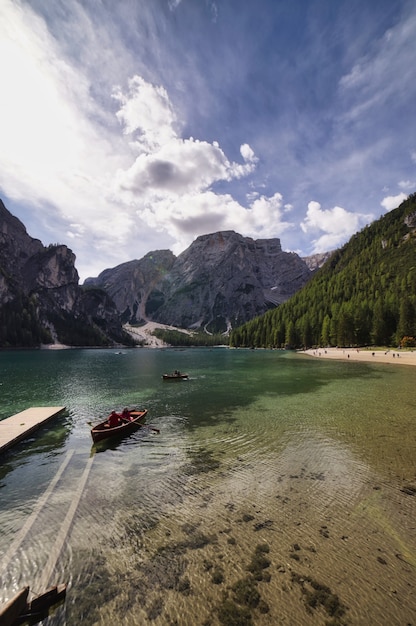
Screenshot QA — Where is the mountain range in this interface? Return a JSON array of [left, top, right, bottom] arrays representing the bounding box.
[[0, 199, 326, 347], [10, 192, 414, 351], [85, 231, 321, 334]]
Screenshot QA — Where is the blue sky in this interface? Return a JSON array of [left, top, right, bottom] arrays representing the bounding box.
[[1, 0, 415, 281]]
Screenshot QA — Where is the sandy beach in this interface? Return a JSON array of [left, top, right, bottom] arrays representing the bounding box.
[[300, 346, 416, 366]]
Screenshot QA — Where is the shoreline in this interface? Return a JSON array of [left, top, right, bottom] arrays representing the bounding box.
[[299, 347, 416, 367]]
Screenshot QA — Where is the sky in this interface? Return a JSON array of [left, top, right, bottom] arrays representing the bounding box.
[[0, 0, 415, 282]]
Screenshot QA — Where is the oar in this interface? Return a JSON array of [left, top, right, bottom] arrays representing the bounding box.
[[146, 425, 160, 434]]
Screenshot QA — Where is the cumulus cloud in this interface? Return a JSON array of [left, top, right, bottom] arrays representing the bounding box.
[[135, 190, 293, 255], [113, 77, 257, 199], [380, 192, 407, 211], [301, 201, 373, 253], [113, 76, 177, 152], [115, 138, 235, 196]]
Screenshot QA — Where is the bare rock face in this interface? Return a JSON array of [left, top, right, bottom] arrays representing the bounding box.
[[0, 199, 44, 304], [0, 200, 79, 302], [88, 230, 313, 333], [22, 245, 80, 313], [0, 199, 129, 347], [148, 231, 312, 332], [302, 251, 334, 271], [404, 210, 416, 229], [84, 250, 176, 324]]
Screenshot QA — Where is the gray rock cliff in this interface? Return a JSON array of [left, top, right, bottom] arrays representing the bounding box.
[[84, 250, 175, 324], [149, 231, 312, 332], [302, 251, 334, 271], [87, 230, 313, 333], [0, 199, 132, 347]]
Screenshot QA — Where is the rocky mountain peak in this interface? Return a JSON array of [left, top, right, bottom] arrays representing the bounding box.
[[88, 230, 313, 333]]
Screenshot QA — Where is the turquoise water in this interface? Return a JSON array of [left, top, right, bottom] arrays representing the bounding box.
[[0, 348, 415, 625]]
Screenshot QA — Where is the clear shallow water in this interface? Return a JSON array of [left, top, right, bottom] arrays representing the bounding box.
[[0, 348, 415, 625]]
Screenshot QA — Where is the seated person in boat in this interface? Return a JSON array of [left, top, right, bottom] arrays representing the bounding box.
[[108, 410, 122, 427], [121, 407, 132, 421]]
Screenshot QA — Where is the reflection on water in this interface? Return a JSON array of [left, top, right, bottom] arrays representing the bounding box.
[[0, 349, 415, 624]]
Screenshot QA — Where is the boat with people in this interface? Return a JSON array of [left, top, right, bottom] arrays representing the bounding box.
[[90, 408, 148, 443], [162, 370, 189, 380]]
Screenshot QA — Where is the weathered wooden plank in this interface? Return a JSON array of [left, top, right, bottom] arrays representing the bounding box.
[[0, 407, 66, 455], [0, 586, 29, 626]]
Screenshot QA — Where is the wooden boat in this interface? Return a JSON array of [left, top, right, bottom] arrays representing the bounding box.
[[27, 583, 66, 614], [0, 584, 66, 626], [91, 409, 148, 443], [162, 371, 188, 380], [0, 587, 29, 626]]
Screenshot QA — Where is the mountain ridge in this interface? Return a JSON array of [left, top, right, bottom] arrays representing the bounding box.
[[85, 230, 314, 333]]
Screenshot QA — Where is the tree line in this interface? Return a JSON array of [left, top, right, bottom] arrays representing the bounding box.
[[152, 328, 228, 347]]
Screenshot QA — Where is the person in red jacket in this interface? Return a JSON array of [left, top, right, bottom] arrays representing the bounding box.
[[108, 410, 121, 427], [121, 408, 132, 421]]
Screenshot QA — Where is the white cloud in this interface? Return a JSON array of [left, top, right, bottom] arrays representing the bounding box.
[[240, 143, 257, 163], [113, 79, 257, 198], [134, 190, 293, 256], [301, 201, 373, 253], [0, 2, 127, 220], [247, 193, 290, 235], [115, 138, 237, 196], [168, 0, 183, 9], [113, 76, 177, 152], [380, 192, 407, 211], [398, 180, 416, 191]]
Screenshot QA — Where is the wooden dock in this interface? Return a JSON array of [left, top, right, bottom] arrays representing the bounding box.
[[0, 407, 66, 455]]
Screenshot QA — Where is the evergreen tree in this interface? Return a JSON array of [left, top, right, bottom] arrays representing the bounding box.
[[396, 297, 415, 343]]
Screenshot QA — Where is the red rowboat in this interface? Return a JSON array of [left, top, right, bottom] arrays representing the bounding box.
[[91, 409, 148, 443]]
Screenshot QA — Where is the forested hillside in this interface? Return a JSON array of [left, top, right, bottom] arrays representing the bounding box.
[[230, 194, 416, 349]]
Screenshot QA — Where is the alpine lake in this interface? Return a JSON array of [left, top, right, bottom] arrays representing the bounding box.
[[0, 347, 415, 626]]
